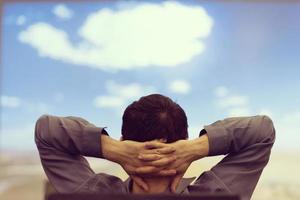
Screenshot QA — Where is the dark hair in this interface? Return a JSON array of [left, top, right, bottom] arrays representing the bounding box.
[[121, 94, 188, 143]]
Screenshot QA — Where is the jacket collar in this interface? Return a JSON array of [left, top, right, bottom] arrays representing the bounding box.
[[124, 177, 196, 194]]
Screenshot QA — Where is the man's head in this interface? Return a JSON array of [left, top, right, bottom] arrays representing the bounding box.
[[122, 94, 188, 143]]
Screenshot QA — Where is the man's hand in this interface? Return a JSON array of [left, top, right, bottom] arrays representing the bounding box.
[[119, 139, 177, 174], [138, 135, 209, 192], [101, 135, 177, 191]]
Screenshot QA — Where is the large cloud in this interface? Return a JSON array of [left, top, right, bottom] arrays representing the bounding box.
[[18, 1, 213, 71]]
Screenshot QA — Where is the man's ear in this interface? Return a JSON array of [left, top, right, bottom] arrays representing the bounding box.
[[120, 136, 124, 141]]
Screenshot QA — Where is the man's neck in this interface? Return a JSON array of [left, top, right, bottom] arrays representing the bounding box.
[[132, 177, 171, 194]]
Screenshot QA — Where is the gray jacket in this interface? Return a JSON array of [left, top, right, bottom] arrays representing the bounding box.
[[35, 115, 275, 200]]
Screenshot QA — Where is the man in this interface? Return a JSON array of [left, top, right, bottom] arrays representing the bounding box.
[[35, 94, 275, 200]]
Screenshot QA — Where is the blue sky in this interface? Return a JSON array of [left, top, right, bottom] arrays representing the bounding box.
[[1, 1, 300, 151]]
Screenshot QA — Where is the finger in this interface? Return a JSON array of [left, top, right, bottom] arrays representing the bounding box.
[[140, 147, 175, 155], [131, 176, 149, 191], [138, 154, 162, 161], [157, 169, 177, 176], [145, 141, 169, 149], [149, 156, 176, 167], [156, 147, 175, 154], [135, 166, 160, 174], [171, 174, 184, 193]]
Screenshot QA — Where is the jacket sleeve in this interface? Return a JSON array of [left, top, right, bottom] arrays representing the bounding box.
[[193, 115, 275, 200], [34, 115, 106, 193]]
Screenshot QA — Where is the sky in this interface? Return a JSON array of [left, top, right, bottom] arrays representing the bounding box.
[[1, 0, 300, 152]]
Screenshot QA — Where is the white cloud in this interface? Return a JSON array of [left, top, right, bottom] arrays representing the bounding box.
[[16, 15, 26, 26], [93, 95, 124, 108], [19, 23, 77, 60], [105, 80, 153, 99], [19, 1, 213, 71], [1, 96, 21, 108], [53, 4, 73, 20], [1, 95, 51, 114], [217, 95, 249, 108], [214, 86, 229, 97], [93, 81, 156, 109], [169, 80, 191, 94], [213, 86, 300, 151], [214, 86, 250, 117]]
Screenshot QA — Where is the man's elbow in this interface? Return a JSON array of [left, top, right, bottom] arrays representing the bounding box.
[[34, 115, 50, 146], [259, 115, 276, 144]]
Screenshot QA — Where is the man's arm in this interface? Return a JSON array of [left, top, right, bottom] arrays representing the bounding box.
[[35, 115, 106, 192], [191, 115, 275, 199], [197, 115, 275, 199]]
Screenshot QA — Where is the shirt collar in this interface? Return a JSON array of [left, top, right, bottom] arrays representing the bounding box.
[[124, 177, 196, 194]]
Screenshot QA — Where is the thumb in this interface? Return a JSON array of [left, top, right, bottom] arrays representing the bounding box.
[[131, 175, 149, 191], [171, 174, 183, 193]]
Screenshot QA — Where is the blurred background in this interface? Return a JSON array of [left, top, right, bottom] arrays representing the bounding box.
[[1, 0, 300, 199]]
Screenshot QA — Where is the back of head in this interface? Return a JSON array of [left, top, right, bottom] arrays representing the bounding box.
[[122, 94, 188, 143]]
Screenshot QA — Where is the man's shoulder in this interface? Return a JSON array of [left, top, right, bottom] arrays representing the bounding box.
[[76, 173, 128, 193]]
